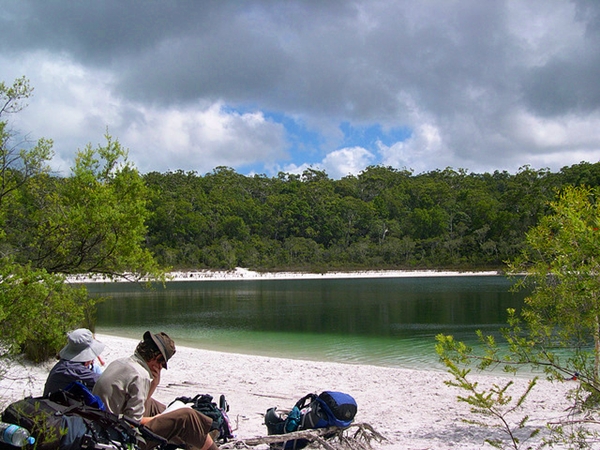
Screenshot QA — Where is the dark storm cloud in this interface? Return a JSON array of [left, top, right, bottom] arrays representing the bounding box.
[[1, 0, 599, 176], [0, 2, 565, 109], [1, 2, 219, 63], [522, 0, 600, 117], [5, 1, 511, 116]]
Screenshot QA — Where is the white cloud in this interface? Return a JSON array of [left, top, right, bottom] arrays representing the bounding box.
[[4, 53, 121, 173], [320, 147, 375, 178], [2, 53, 288, 175], [281, 162, 313, 177], [510, 110, 600, 150], [378, 122, 449, 174], [2, 1, 600, 179], [282, 147, 375, 179], [123, 102, 288, 174]]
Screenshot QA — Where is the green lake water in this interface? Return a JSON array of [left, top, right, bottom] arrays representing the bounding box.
[[89, 275, 526, 370]]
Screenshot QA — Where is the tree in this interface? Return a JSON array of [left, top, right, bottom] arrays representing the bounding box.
[[436, 185, 600, 447], [0, 77, 53, 231], [508, 185, 600, 385], [0, 261, 90, 362], [144, 170, 212, 267], [22, 134, 162, 279], [0, 77, 66, 361], [0, 78, 163, 361]]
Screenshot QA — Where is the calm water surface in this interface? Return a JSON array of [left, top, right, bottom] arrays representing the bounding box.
[[89, 276, 526, 370]]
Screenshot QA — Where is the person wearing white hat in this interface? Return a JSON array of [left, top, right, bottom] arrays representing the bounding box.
[[43, 328, 106, 396]]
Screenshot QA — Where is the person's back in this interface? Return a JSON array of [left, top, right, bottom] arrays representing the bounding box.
[[93, 331, 217, 450], [93, 353, 151, 421], [43, 329, 105, 396], [44, 359, 99, 396]]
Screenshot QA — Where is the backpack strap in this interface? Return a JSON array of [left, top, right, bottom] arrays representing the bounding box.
[[294, 393, 318, 410], [193, 394, 214, 407], [106, 413, 167, 446], [64, 381, 106, 410], [130, 422, 169, 446], [71, 404, 168, 447]]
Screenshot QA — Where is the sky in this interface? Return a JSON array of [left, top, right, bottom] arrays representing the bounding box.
[[1, 1, 600, 179]]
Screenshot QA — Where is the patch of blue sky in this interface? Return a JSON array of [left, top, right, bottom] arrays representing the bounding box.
[[338, 122, 412, 150], [263, 113, 413, 162], [260, 111, 325, 174], [226, 106, 413, 175], [221, 106, 323, 168], [264, 111, 324, 154]]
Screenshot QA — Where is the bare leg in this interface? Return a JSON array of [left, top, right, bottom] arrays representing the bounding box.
[[200, 434, 217, 450]]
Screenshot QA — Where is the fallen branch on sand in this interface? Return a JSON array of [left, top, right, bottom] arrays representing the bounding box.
[[219, 423, 386, 449]]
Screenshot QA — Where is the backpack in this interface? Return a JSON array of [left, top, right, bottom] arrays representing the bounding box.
[[169, 394, 234, 443], [264, 406, 308, 450], [296, 391, 357, 429], [1, 389, 163, 450], [264, 391, 357, 450]]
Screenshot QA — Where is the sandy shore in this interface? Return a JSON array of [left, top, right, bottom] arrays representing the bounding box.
[[66, 267, 503, 283], [0, 334, 577, 449]]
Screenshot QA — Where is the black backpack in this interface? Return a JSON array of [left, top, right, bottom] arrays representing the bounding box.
[[169, 394, 233, 443], [1, 391, 164, 450]]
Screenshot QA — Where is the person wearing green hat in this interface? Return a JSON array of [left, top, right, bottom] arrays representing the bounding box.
[[93, 331, 217, 450], [43, 328, 106, 396]]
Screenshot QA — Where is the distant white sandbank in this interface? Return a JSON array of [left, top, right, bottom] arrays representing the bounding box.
[[67, 267, 502, 283]]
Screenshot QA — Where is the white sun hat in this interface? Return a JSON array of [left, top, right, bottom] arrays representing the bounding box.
[[59, 328, 105, 362]]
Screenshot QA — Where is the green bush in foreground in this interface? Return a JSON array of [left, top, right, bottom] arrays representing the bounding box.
[[437, 185, 600, 449]]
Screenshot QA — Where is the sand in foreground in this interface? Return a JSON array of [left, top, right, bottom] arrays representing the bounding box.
[[0, 334, 575, 449]]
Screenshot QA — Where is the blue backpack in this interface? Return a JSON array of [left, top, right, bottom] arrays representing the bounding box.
[[264, 391, 357, 450], [296, 391, 357, 429]]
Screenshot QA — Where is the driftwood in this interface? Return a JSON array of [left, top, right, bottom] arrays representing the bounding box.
[[219, 423, 386, 449]]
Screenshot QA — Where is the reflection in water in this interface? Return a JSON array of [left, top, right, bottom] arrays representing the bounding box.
[[90, 276, 527, 369]]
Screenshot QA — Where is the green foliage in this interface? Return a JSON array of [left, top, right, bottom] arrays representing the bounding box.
[[0, 78, 164, 361], [436, 335, 540, 449], [21, 133, 163, 280], [508, 186, 600, 390], [0, 76, 33, 115], [0, 260, 90, 362], [437, 312, 600, 448], [139, 162, 600, 271], [437, 185, 600, 448]]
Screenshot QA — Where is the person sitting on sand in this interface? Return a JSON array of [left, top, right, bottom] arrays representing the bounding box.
[[92, 331, 217, 450], [43, 328, 106, 396]]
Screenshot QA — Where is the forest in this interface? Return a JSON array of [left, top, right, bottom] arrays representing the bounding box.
[[141, 161, 600, 271]]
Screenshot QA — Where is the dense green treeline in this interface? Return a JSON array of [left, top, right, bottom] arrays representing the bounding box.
[[142, 161, 600, 271]]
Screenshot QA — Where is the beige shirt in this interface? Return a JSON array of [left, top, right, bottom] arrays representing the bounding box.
[[92, 352, 152, 422]]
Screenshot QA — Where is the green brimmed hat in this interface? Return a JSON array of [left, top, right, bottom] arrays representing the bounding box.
[[144, 331, 176, 369]]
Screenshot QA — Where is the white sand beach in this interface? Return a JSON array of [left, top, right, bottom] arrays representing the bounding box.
[[66, 267, 503, 283], [0, 334, 578, 449]]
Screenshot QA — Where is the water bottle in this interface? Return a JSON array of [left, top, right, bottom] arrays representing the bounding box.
[[0, 422, 35, 446]]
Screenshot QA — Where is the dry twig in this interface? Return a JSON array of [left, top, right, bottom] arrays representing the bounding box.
[[219, 423, 386, 449]]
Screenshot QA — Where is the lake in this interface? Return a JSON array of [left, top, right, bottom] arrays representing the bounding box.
[[89, 275, 526, 370]]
